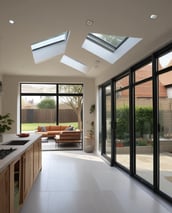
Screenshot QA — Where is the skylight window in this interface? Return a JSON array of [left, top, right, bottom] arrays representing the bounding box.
[[31, 32, 69, 64], [87, 33, 128, 52], [61, 55, 88, 73], [31, 32, 68, 51], [82, 33, 142, 64]]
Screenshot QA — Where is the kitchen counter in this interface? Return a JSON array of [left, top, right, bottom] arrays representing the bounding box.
[[0, 133, 42, 172]]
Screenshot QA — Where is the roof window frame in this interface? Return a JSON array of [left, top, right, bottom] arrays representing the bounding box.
[[87, 33, 128, 53], [31, 31, 69, 51]]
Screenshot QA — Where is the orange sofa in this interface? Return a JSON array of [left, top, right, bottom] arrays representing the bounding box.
[[54, 130, 82, 145], [37, 125, 71, 138]]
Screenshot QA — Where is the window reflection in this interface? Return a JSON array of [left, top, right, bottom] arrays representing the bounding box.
[[105, 85, 112, 158], [135, 81, 153, 184], [158, 51, 172, 70], [115, 78, 130, 169], [159, 71, 172, 197]]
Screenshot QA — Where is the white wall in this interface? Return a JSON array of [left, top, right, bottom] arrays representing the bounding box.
[[2, 75, 96, 142]]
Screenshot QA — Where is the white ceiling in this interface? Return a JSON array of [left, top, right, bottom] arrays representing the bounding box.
[[0, 0, 172, 78]]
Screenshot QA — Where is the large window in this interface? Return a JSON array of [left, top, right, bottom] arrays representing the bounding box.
[[20, 83, 83, 132]]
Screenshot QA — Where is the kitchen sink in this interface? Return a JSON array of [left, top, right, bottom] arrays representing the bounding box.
[[4, 140, 29, 145]]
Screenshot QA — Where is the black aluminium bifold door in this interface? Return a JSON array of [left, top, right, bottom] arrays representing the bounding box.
[[100, 43, 172, 203]]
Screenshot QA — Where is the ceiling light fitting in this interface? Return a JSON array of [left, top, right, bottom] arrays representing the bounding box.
[[9, 19, 15, 24], [86, 19, 94, 26], [150, 14, 158, 20]]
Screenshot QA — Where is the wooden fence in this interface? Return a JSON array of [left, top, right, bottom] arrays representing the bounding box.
[[22, 109, 77, 123]]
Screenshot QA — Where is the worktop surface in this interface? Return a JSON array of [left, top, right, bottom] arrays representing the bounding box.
[[0, 133, 41, 172]]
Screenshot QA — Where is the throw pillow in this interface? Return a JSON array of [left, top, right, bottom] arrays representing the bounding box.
[[41, 126, 47, 132], [65, 126, 74, 131]]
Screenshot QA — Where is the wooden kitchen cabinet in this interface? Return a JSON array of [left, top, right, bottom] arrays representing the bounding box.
[[22, 139, 42, 201], [9, 157, 22, 213], [33, 138, 42, 181], [37, 138, 42, 172], [22, 145, 34, 200], [0, 166, 10, 213], [0, 135, 42, 212]]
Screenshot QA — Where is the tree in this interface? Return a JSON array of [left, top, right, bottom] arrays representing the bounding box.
[[37, 98, 55, 109], [59, 85, 83, 129]]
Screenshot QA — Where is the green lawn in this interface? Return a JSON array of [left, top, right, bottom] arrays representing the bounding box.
[[21, 122, 78, 131]]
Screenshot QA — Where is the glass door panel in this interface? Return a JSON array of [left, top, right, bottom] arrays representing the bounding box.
[[59, 96, 83, 130], [21, 95, 56, 132], [102, 85, 112, 159], [159, 71, 172, 197], [115, 89, 130, 169], [135, 81, 153, 184]]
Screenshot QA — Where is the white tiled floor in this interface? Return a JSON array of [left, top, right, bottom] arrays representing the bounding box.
[[20, 151, 172, 213]]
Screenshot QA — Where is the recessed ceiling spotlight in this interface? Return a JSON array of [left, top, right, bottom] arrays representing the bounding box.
[[9, 19, 15, 24], [86, 19, 94, 26], [150, 14, 158, 20]]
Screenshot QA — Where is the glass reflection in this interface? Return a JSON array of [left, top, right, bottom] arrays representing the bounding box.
[[115, 86, 130, 169], [105, 86, 112, 158], [135, 80, 153, 184], [159, 71, 172, 197]]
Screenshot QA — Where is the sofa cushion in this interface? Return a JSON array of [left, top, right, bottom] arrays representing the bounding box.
[[60, 126, 69, 130], [37, 125, 71, 138], [47, 131, 61, 135], [49, 126, 61, 131]]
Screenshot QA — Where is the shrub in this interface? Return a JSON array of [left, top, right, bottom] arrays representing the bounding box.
[[116, 106, 153, 139]]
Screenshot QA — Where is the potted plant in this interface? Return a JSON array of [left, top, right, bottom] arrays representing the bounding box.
[[0, 113, 14, 142], [84, 104, 95, 153]]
